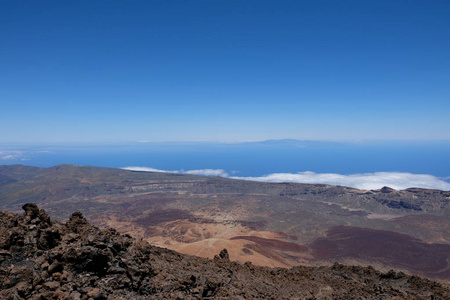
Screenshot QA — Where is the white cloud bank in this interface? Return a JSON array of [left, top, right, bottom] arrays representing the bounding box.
[[121, 166, 176, 173], [0, 151, 27, 161], [231, 171, 450, 191], [122, 166, 228, 177], [185, 169, 228, 177], [122, 167, 450, 191], [0, 150, 53, 161]]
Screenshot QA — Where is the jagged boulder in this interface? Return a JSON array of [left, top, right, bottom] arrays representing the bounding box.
[[0, 204, 449, 299]]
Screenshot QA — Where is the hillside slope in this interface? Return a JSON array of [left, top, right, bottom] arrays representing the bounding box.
[[1, 204, 449, 299], [1, 164, 450, 280]]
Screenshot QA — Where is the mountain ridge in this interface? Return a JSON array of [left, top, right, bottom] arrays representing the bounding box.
[[1, 203, 449, 299], [1, 164, 449, 281]]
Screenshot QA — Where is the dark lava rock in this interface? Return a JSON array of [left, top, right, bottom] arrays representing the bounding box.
[[1, 204, 449, 299], [381, 186, 396, 193], [214, 248, 230, 261]]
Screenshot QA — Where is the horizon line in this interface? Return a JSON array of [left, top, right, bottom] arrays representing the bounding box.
[[1, 138, 450, 146]]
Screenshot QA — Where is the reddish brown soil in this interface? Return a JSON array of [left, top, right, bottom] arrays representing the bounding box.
[[231, 235, 308, 252], [5, 205, 450, 299], [243, 243, 291, 265], [311, 226, 450, 280]]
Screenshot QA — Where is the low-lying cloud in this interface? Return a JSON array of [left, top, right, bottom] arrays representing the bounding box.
[[122, 166, 227, 177], [121, 166, 176, 173], [185, 169, 228, 177], [231, 171, 450, 191], [122, 166, 450, 191], [0, 150, 53, 161], [0, 151, 27, 161]]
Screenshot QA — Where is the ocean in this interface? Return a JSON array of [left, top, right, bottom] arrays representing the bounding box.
[[1, 140, 449, 190]]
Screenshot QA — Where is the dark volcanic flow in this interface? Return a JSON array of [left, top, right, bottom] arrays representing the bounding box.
[[1, 164, 450, 282], [135, 209, 194, 227], [230, 236, 308, 252], [310, 226, 450, 280], [1, 204, 450, 299]]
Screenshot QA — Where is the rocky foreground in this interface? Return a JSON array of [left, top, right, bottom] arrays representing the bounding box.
[[1, 204, 449, 299]]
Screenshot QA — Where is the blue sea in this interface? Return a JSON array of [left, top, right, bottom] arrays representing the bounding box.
[[1, 140, 449, 179]]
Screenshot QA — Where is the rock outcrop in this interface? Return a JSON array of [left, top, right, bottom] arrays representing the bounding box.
[[1, 204, 449, 299]]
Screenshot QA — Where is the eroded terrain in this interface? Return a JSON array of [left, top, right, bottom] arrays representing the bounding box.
[[1, 204, 449, 299], [1, 164, 450, 280]]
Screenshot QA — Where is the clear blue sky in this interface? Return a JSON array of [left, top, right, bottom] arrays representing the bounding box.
[[1, 0, 449, 143]]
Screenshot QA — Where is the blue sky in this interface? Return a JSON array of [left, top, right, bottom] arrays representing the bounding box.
[[1, 0, 449, 143]]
